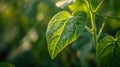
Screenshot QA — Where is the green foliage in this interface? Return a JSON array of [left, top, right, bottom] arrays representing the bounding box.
[[0, 63, 15, 67], [0, 0, 120, 67], [97, 31, 120, 67], [46, 11, 87, 59], [46, 0, 120, 67], [69, 0, 89, 16]]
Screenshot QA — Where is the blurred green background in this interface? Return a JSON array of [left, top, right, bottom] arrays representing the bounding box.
[[0, 0, 120, 67]]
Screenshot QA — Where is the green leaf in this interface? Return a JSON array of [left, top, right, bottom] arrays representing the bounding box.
[[69, 0, 88, 13], [0, 63, 15, 67], [97, 31, 120, 67], [46, 11, 87, 59]]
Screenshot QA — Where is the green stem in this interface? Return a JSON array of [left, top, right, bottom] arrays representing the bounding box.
[[94, 0, 105, 13], [85, 26, 92, 33], [91, 13, 97, 47], [97, 22, 105, 39], [84, 0, 97, 47]]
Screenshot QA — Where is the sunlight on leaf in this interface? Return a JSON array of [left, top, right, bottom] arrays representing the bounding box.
[[55, 0, 76, 8], [46, 11, 87, 59]]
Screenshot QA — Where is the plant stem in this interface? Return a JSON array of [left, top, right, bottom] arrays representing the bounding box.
[[84, 0, 97, 47], [97, 22, 105, 39], [91, 12, 97, 47], [85, 26, 92, 33], [94, 0, 105, 13]]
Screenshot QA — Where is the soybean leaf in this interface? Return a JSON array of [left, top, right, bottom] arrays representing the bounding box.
[[0, 63, 15, 67], [46, 11, 87, 59], [97, 31, 120, 67]]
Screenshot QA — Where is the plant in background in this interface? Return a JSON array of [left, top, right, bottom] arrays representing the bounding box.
[[46, 0, 120, 67]]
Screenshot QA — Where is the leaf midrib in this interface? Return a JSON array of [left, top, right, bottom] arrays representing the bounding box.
[[52, 19, 69, 58]]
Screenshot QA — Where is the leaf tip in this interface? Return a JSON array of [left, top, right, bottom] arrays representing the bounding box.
[[50, 52, 57, 60]]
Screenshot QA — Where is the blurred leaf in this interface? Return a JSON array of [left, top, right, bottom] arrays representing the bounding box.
[[104, 16, 120, 20], [96, 31, 120, 67], [105, 16, 120, 30], [97, 0, 120, 17], [69, 0, 89, 17], [72, 31, 93, 67], [69, 0, 85, 11], [46, 11, 87, 59], [0, 63, 15, 67], [55, 0, 76, 8]]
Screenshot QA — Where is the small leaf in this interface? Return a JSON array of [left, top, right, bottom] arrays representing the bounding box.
[[97, 31, 120, 67], [46, 11, 87, 59], [0, 63, 15, 67]]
